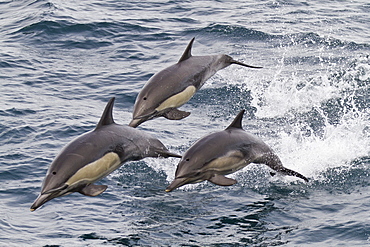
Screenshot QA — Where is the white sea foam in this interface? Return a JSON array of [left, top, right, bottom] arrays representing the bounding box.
[[212, 53, 370, 181], [148, 55, 370, 184], [249, 56, 369, 178], [278, 110, 369, 179]]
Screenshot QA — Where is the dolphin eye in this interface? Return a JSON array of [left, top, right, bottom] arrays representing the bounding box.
[[185, 158, 190, 161], [52, 171, 56, 175], [143, 97, 147, 100]]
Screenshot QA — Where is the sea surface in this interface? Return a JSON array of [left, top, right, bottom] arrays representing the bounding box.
[[1, 0, 369, 246]]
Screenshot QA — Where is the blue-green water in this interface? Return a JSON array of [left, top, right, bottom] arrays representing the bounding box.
[[1, 0, 369, 246]]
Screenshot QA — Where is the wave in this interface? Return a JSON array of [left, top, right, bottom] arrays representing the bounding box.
[[188, 23, 370, 51], [243, 53, 369, 182], [192, 23, 271, 41], [16, 20, 152, 38], [277, 32, 370, 50], [13, 20, 147, 49]]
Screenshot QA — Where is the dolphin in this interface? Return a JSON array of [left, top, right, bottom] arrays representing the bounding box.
[[166, 110, 308, 192], [129, 37, 262, 127], [31, 97, 181, 211]]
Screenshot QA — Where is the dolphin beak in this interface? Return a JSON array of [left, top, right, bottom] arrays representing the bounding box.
[[129, 110, 159, 128], [128, 118, 146, 128], [30, 184, 69, 211], [165, 177, 188, 192], [30, 193, 54, 211]]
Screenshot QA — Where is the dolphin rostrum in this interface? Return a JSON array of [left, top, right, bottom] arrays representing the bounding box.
[[31, 97, 181, 211], [129, 37, 262, 127], [166, 110, 309, 192]]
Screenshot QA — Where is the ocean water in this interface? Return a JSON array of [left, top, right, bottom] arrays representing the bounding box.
[[1, 0, 369, 246]]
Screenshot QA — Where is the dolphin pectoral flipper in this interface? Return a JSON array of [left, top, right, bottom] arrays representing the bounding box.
[[163, 108, 191, 120], [79, 184, 108, 197], [208, 174, 237, 186]]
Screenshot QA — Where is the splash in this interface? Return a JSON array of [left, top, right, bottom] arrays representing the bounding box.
[[279, 109, 369, 178], [146, 53, 369, 186], [248, 54, 370, 178]]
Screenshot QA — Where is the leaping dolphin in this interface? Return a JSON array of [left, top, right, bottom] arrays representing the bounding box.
[[129, 38, 262, 127], [31, 97, 181, 211], [166, 110, 308, 192]]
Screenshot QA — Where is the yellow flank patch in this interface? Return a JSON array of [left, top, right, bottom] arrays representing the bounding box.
[[155, 86, 196, 112], [66, 152, 121, 186], [205, 151, 246, 173]]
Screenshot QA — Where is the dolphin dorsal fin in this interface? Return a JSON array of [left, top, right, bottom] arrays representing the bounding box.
[[96, 97, 115, 129], [178, 37, 195, 63], [226, 110, 245, 130]]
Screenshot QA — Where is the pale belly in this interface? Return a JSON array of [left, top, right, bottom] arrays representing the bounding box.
[[65, 152, 121, 187], [155, 86, 196, 112]]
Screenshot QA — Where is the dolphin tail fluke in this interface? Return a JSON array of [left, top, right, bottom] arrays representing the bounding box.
[[275, 167, 309, 182], [231, 59, 263, 69], [156, 150, 182, 159], [79, 184, 108, 197], [163, 108, 190, 120], [208, 174, 237, 186], [259, 153, 309, 182]]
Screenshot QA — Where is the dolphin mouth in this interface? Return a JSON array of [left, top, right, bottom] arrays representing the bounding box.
[[129, 111, 159, 127], [165, 177, 188, 192], [133, 110, 158, 120], [31, 184, 70, 211], [42, 184, 68, 195], [30, 193, 56, 211], [129, 118, 144, 128]]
